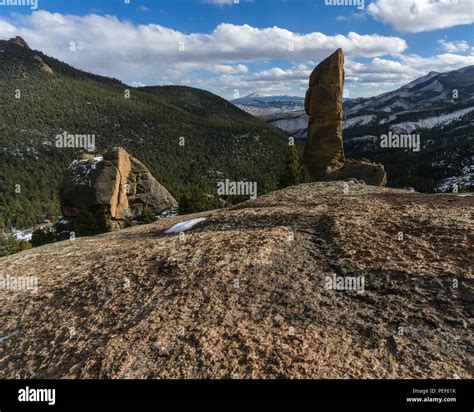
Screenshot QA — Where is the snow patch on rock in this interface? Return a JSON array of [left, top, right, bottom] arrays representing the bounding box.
[[164, 218, 207, 234]]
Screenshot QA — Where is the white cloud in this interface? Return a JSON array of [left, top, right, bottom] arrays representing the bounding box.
[[0, 11, 407, 65], [368, 0, 474, 33], [437, 39, 470, 53], [207, 51, 474, 98], [130, 81, 147, 87], [195, 74, 302, 98], [397, 52, 474, 72], [1, 10, 472, 99], [0, 11, 408, 94], [212, 64, 249, 74], [336, 12, 367, 22], [201, 0, 238, 6], [345, 53, 474, 90], [0, 20, 17, 37], [250, 65, 311, 82]]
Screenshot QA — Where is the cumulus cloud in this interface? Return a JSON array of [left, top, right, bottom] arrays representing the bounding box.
[[214, 64, 249, 74], [397, 52, 474, 72], [345, 53, 474, 89], [0, 10, 472, 98], [437, 39, 470, 53], [368, 0, 474, 33], [204, 52, 474, 97], [336, 12, 367, 22], [0, 20, 17, 37], [0, 11, 407, 71]]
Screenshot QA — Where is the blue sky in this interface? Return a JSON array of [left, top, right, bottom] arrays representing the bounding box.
[[0, 0, 473, 98]]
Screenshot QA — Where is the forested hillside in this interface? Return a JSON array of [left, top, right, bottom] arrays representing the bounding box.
[[0, 37, 289, 228]]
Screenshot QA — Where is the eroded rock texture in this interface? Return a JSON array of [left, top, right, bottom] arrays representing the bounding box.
[[325, 159, 388, 187], [303, 49, 387, 186], [1, 182, 471, 379], [60, 147, 177, 229], [302, 48, 345, 178]]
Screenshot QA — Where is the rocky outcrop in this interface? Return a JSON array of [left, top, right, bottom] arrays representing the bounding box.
[[0, 182, 471, 379], [8, 36, 30, 49], [302, 48, 345, 177], [325, 159, 387, 187], [5, 36, 54, 74], [302, 49, 387, 186], [60, 147, 177, 229]]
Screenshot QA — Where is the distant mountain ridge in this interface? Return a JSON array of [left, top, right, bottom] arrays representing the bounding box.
[[232, 93, 305, 116], [344, 66, 474, 116], [232, 92, 305, 107]]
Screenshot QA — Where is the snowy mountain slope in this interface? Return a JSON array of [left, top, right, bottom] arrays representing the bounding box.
[[390, 107, 474, 133], [344, 65, 474, 116]]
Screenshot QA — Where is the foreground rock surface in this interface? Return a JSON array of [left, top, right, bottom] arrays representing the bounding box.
[[1, 182, 472, 379], [60, 147, 177, 229]]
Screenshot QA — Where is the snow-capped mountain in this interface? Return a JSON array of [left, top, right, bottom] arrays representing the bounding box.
[[232, 93, 304, 116]]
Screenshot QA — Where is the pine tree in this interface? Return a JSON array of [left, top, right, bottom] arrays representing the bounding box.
[[299, 165, 311, 184], [0, 232, 32, 256], [31, 226, 57, 247], [179, 194, 192, 215], [73, 208, 109, 237], [279, 145, 302, 188], [141, 206, 156, 224]]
